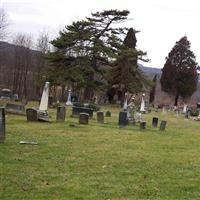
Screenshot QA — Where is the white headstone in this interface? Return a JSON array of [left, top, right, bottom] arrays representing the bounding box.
[[183, 104, 187, 114], [66, 89, 72, 106], [162, 107, 167, 114], [140, 94, 145, 112], [123, 98, 128, 110], [39, 82, 50, 111]]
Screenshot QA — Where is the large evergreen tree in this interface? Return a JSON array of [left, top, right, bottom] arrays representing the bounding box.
[[47, 10, 130, 101], [109, 28, 149, 104], [160, 36, 198, 106]]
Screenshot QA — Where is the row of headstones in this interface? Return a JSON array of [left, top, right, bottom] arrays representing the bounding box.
[[0, 107, 166, 143], [118, 111, 167, 131], [26, 106, 111, 121], [78, 111, 167, 131]]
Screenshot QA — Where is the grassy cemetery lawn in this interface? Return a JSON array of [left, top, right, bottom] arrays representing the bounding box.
[[1, 103, 200, 200]]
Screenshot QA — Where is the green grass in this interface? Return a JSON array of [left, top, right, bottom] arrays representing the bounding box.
[[1, 103, 200, 199]]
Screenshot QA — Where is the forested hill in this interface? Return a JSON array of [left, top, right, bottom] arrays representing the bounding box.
[[138, 63, 162, 77], [0, 41, 163, 77]]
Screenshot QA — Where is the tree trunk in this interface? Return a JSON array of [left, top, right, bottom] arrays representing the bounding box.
[[174, 93, 179, 107]]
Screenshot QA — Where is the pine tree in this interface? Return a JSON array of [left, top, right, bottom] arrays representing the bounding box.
[[160, 36, 198, 106], [47, 10, 130, 101], [110, 28, 149, 104]]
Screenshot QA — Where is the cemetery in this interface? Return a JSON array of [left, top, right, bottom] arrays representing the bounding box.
[[1, 4, 200, 200], [1, 83, 200, 199]]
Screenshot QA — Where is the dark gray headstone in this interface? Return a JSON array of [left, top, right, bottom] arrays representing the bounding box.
[[185, 111, 190, 119], [105, 111, 111, 117], [26, 108, 38, 121], [160, 120, 167, 131], [140, 121, 146, 130], [79, 113, 89, 125], [152, 117, 158, 128], [0, 107, 5, 143], [118, 111, 127, 127], [56, 106, 66, 122], [72, 106, 93, 117], [97, 111, 104, 123]]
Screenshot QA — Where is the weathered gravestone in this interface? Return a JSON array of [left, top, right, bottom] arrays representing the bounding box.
[[97, 111, 104, 123], [72, 106, 93, 117], [37, 82, 50, 122], [152, 117, 158, 128], [118, 111, 127, 127], [140, 93, 146, 113], [26, 108, 38, 121], [160, 120, 167, 131], [140, 121, 146, 130], [66, 89, 73, 106], [5, 103, 25, 115], [56, 106, 66, 122], [0, 107, 5, 143], [79, 113, 89, 125], [26, 82, 50, 122]]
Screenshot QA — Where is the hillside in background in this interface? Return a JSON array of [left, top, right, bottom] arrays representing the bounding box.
[[0, 41, 199, 104], [0, 41, 45, 99], [138, 63, 162, 77]]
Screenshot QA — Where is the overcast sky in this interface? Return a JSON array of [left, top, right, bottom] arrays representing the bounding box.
[[1, 0, 200, 68]]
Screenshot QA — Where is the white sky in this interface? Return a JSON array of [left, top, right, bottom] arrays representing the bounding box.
[[1, 0, 200, 68]]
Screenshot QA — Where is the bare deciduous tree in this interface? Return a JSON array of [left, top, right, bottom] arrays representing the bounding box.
[[34, 31, 50, 98], [0, 8, 9, 40], [12, 33, 33, 99]]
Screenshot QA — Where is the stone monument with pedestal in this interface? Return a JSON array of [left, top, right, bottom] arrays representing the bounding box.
[[26, 82, 50, 122], [37, 82, 50, 121], [66, 89, 73, 106], [140, 93, 146, 113]]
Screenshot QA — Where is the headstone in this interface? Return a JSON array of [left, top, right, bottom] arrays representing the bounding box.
[[66, 89, 73, 106], [140, 93, 145, 113], [26, 108, 38, 121], [72, 106, 93, 117], [97, 111, 104, 123], [56, 106, 66, 122], [123, 93, 128, 110], [152, 117, 158, 128], [5, 103, 25, 115], [185, 108, 191, 118], [79, 113, 89, 125], [162, 106, 167, 114], [140, 121, 146, 130], [160, 120, 167, 131], [0, 107, 5, 143], [105, 111, 111, 117], [39, 82, 50, 111], [118, 111, 127, 127], [38, 82, 50, 121], [127, 97, 136, 122], [183, 104, 187, 114]]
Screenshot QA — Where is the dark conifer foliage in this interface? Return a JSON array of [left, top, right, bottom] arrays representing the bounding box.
[[109, 27, 149, 104], [47, 10, 130, 101], [160, 36, 198, 106], [149, 74, 157, 105]]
